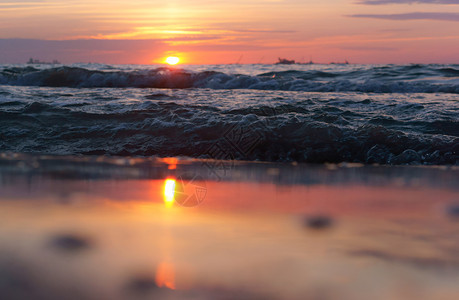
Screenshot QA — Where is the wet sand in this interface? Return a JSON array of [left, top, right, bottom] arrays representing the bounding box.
[[0, 155, 458, 300]]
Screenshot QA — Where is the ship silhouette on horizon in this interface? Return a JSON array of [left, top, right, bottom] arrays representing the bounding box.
[[275, 57, 315, 65], [27, 58, 60, 65], [275, 57, 350, 65]]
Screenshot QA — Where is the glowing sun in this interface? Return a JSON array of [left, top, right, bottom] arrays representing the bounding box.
[[165, 56, 180, 65]]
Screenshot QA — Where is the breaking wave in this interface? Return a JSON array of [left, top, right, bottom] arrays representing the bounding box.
[[0, 96, 457, 165], [0, 63, 457, 165], [1, 64, 459, 93]]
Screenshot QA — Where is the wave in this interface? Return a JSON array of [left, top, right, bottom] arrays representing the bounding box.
[[1, 65, 459, 93], [0, 100, 457, 165]]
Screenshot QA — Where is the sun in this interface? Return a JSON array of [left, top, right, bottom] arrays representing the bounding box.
[[165, 56, 180, 65]]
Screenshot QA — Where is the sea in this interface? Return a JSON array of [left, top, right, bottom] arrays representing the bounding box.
[[0, 63, 458, 165], [1, 63, 459, 300]]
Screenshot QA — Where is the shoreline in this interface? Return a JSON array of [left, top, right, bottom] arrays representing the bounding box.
[[1, 153, 458, 300]]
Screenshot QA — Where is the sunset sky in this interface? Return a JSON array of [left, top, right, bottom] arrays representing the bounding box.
[[1, 0, 458, 64]]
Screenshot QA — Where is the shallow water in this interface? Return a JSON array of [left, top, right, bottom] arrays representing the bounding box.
[[0, 155, 458, 300]]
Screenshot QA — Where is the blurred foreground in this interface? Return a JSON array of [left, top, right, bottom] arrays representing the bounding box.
[[0, 154, 458, 300]]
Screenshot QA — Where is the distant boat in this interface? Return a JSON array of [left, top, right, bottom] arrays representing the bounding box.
[[275, 57, 315, 65], [275, 58, 296, 65], [329, 60, 349, 65], [27, 58, 60, 65]]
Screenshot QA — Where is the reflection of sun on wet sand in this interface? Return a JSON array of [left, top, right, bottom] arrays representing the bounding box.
[[0, 156, 458, 300], [155, 262, 176, 290]]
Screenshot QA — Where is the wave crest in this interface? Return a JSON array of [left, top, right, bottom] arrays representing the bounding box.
[[1, 65, 458, 93]]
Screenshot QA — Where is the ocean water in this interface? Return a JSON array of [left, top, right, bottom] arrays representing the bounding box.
[[0, 63, 457, 164], [1, 65, 459, 300]]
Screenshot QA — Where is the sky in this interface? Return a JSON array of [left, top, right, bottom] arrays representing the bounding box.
[[0, 0, 458, 64]]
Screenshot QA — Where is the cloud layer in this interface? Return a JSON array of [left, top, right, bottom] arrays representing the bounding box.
[[358, 0, 459, 4], [349, 12, 459, 21]]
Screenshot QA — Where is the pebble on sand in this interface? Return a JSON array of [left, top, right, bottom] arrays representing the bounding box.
[[127, 276, 159, 293], [303, 215, 334, 230], [50, 234, 91, 252]]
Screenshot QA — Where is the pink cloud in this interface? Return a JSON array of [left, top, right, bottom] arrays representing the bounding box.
[[348, 12, 459, 21]]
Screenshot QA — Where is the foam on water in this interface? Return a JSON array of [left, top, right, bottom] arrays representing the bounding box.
[[0, 77, 457, 165], [1, 64, 459, 93]]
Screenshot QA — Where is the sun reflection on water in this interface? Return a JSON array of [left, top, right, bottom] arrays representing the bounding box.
[[164, 178, 176, 207]]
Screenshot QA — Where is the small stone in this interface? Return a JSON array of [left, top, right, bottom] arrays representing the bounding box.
[[304, 215, 333, 230], [127, 276, 159, 294], [50, 234, 91, 252]]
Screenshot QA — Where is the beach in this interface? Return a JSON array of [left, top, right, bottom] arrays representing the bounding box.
[[0, 155, 458, 299], [1, 0, 459, 297], [0, 63, 458, 299]]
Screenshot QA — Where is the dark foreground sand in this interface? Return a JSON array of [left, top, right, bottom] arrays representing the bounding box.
[[0, 154, 458, 300]]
